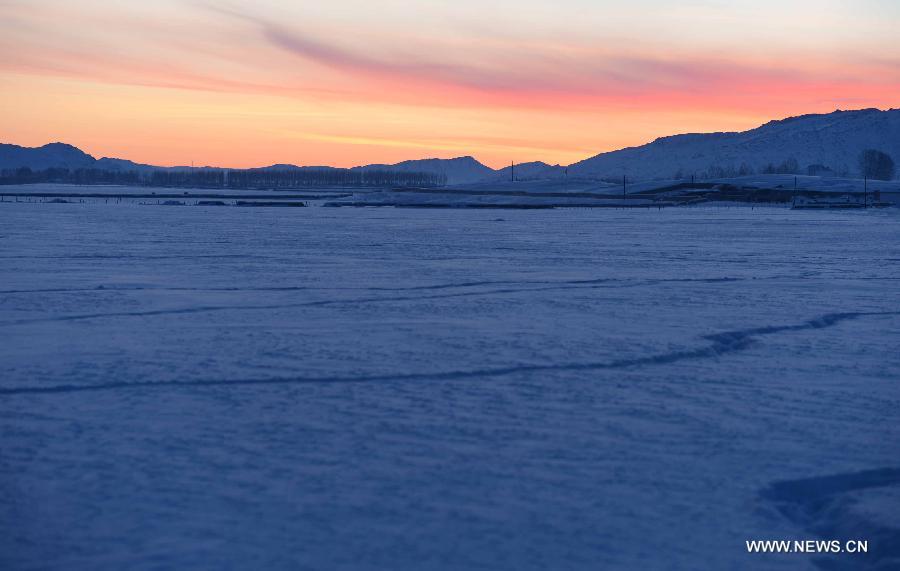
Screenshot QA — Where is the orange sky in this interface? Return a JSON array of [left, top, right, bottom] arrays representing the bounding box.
[[2, 0, 899, 168]]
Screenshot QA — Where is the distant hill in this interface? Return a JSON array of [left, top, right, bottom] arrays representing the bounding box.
[[5, 108, 900, 184], [251, 164, 340, 172], [94, 157, 158, 171], [0, 143, 164, 172], [0, 143, 96, 170], [352, 156, 494, 185], [0, 144, 496, 185], [490, 161, 566, 181], [569, 108, 900, 180]]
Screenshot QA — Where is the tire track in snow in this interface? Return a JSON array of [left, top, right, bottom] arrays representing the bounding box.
[[0, 278, 764, 327], [0, 276, 739, 296], [1, 310, 896, 396]]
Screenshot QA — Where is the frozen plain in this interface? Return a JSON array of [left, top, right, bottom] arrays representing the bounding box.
[[1, 202, 899, 570]]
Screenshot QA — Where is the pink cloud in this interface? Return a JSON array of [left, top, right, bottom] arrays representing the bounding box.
[[3, 1, 900, 117]]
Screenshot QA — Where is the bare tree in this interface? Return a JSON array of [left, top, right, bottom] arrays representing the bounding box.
[[858, 149, 896, 181]]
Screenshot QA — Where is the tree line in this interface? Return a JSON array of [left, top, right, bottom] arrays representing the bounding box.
[[222, 169, 447, 188], [0, 167, 447, 188], [671, 149, 896, 181], [858, 149, 896, 181], [0, 167, 143, 186]]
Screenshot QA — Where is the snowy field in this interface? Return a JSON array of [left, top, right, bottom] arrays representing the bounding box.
[[1, 203, 899, 570]]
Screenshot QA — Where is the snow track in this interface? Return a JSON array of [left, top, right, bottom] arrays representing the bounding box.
[[2, 311, 896, 397]]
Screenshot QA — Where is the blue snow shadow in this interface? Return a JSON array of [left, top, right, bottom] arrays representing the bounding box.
[[761, 468, 900, 570]]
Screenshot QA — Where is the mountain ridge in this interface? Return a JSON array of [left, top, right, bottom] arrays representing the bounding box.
[[3, 108, 900, 182], [568, 108, 900, 180]]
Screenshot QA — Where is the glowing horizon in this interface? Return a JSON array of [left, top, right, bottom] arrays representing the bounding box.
[[2, 0, 900, 169]]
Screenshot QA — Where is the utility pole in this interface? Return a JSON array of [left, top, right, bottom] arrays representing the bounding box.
[[511, 161, 515, 183]]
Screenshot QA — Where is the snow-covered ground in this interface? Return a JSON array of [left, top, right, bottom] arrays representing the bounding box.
[[1, 203, 898, 570], [3, 175, 899, 210]]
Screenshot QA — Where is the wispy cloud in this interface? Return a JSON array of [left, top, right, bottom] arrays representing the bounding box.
[[2, 0, 899, 168], [3, 0, 898, 112], [207, 3, 900, 108]]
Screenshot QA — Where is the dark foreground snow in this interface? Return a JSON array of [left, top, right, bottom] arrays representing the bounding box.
[[1, 204, 898, 570]]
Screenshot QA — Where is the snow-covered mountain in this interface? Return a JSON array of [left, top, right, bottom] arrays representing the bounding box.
[[569, 108, 900, 181], [4, 108, 900, 183], [351, 156, 495, 185]]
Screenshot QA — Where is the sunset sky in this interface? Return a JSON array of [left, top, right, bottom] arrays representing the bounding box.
[[1, 0, 899, 168]]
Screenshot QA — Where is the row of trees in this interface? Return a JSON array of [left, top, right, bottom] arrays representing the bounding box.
[[223, 169, 447, 188], [675, 163, 757, 180], [0, 167, 143, 185], [670, 149, 896, 181], [3, 150, 895, 187], [761, 158, 800, 175], [0, 167, 447, 188], [859, 149, 896, 181]]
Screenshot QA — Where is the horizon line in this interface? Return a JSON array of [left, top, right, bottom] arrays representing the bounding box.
[[3, 106, 897, 172]]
